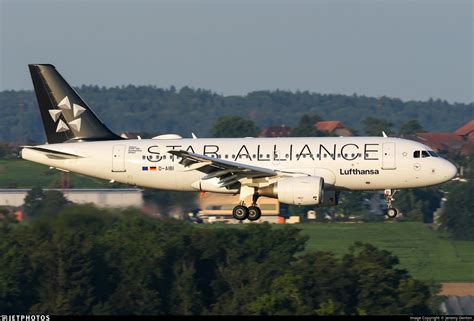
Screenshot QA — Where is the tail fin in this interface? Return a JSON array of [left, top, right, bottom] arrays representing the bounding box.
[[28, 64, 122, 144]]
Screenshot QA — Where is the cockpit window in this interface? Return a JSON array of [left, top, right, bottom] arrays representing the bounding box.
[[414, 151, 420, 158], [421, 151, 430, 158], [428, 151, 439, 157]]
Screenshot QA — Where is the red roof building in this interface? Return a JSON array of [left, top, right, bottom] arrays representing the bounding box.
[[412, 119, 474, 156], [260, 125, 292, 137], [455, 120, 474, 136], [315, 121, 353, 137], [415, 133, 464, 152]]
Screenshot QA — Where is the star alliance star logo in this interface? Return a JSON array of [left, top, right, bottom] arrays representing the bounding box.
[[49, 96, 86, 133]]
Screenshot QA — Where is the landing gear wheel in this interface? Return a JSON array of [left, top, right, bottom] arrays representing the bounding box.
[[386, 207, 398, 218], [247, 206, 262, 221], [233, 205, 249, 220]]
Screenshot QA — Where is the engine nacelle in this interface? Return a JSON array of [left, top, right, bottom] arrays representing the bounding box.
[[258, 176, 324, 205]]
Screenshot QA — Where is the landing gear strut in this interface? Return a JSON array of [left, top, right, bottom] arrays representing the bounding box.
[[384, 189, 399, 218], [232, 188, 262, 221]]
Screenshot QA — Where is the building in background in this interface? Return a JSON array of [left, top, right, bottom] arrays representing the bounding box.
[[260, 125, 292, 137], [407, 119, 474, 156], [0, 188, 143, 208], [314, 121, 354, 137]]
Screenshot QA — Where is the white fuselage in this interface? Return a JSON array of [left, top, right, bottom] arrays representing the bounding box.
[[21, 136, 457, 194]]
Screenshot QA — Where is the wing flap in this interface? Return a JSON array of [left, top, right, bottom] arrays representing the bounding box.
[[168, 150, 277, 185]]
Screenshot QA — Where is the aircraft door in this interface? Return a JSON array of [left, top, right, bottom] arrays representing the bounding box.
[[112, 145, 126, 172], [382, 142, 396, 170]]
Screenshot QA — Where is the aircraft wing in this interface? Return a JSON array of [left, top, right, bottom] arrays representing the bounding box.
[[168, 150, 277, 188]]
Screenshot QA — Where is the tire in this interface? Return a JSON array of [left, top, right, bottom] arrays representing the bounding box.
[[233, 205, 249, 220], [247, 206, 262, 221], [386, 207, 398, 218]]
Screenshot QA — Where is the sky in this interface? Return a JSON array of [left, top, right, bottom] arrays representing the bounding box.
[[1, 0, 473, 103]]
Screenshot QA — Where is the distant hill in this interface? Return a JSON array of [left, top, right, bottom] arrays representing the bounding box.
[[1, 85, 472, 143]]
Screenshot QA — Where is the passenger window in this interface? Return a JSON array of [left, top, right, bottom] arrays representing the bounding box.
[[414, 151, 420, 158], [421, 151, 430, 158]]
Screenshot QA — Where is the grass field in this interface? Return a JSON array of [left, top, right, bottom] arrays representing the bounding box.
[[295, 222, 474, 282], [0, 160, 110, 188], [208, 222, 474, 282]]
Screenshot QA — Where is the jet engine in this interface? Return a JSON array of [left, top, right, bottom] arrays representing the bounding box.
[[258, 176, 324, 205]]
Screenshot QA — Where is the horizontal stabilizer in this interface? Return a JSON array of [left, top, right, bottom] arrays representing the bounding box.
[[21, 146, 84, 160]]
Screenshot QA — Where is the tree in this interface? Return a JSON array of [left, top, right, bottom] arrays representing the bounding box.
[[23, 187, 69, 219], [0, 207, 441, 315], [42, 190, 69, 216], [248, 274, 305, 315], [290, 114, 324, 137], [23, 186, 45, 218], [440, 180, 474, 240], [210, 116, 259, 138], [0, 227, 34, 313], [341, 243, 437, 315], [399, 120, 426, 135], [439, 150, 474, 240], [0, 143, 15, 160], [396, 188, 442, 222], [362, 117, 394, 136]]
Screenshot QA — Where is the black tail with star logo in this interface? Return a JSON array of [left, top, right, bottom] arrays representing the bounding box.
[[28, 64, 122, 144]]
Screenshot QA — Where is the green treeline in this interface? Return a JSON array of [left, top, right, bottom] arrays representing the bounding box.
[[1, 86, 472, 143], [0, 207, 440, 315]]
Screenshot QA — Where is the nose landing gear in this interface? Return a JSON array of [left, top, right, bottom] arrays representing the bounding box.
[[384, 189, 399, 218]]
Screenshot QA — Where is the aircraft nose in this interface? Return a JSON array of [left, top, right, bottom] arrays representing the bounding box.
[[443, 160, 458, 181]]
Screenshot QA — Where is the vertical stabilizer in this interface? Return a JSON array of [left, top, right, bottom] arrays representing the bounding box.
[[28, 64, 122, 144]]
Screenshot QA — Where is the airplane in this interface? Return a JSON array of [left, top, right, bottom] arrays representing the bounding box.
[[20, 64, 458, 221]]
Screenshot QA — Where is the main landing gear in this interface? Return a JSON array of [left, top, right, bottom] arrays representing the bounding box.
[[384, 189, 399, 218], [232, 187, 262, 221]]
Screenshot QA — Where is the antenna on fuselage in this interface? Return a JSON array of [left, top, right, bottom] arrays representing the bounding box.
[[382, 131, 388, 138]]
